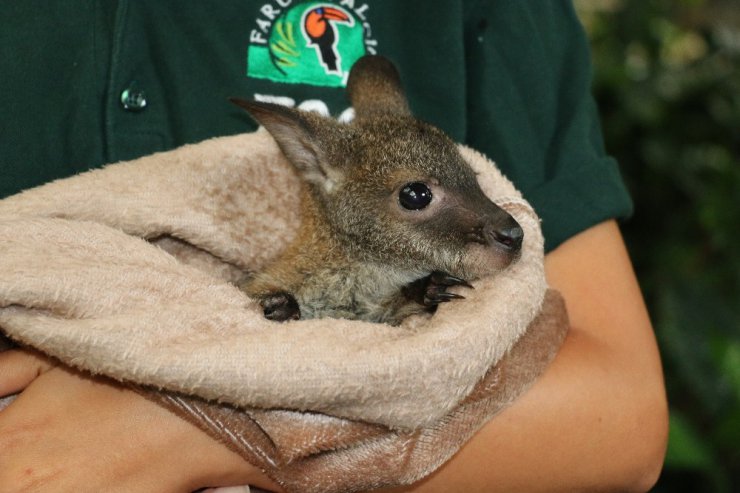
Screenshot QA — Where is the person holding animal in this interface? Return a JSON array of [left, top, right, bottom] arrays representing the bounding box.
[[0, 1, 667, 492]]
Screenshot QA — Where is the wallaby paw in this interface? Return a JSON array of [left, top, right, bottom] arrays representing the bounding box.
[[403, 271, 473, 308], [423, 271, 473, 306], [261, 292, 301, 322]]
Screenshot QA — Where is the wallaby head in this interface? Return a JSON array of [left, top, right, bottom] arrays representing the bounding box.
[[231, 55, 522, 323], [231, 56, 522, 284]]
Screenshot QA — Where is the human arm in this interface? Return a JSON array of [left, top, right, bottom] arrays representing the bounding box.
[[380, 219, 668, 492], [0, 354, 279, 492]]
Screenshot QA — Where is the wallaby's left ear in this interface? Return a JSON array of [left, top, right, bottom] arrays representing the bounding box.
[[230, 98, 341, 192], [346, 55, 410, 119]]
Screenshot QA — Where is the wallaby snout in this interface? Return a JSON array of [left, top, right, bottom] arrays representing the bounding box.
[[486, 215, 524, 254], [457, 199, 523, 280]]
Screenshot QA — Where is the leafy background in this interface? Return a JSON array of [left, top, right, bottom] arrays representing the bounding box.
[[575, 0, 740, 490]]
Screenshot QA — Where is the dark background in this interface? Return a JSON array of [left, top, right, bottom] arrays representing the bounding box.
[[575, 0, 740, 491]]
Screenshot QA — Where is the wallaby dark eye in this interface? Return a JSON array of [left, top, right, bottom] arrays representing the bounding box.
[[399, 182, 433, 210]]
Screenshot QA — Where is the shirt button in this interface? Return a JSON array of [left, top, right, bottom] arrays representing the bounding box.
[[120, 87, 147, 112]]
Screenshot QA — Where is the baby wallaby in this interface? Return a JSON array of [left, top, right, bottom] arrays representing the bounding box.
[[232, 55, 523, 326]]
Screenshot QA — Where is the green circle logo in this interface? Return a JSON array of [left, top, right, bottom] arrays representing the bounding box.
[[247, 2, 370, 87]]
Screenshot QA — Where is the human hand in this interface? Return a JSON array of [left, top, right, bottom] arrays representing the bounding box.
[[0, 347, 54, 398], [0, 351, 279, 492]]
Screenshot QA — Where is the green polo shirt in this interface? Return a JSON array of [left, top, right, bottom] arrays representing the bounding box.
[[0, 0, 632, 251]]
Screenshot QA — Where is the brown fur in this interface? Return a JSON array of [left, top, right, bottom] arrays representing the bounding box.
[[234, 56, 523, 325]]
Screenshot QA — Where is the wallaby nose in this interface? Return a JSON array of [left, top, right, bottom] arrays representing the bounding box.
[[487, 219, 524, 253]]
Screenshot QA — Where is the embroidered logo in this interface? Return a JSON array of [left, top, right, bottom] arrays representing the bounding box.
[[247, 1, 377, 87]]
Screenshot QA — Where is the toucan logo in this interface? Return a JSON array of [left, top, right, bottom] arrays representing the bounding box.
[[247, 1, 377, 87], [302, 6, 353, 75]]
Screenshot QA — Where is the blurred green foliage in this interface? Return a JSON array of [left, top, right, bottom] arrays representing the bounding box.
[[577, 0, 740, 490]]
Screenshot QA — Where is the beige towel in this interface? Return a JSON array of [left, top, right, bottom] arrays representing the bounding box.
[[0, 130, 567, 491]]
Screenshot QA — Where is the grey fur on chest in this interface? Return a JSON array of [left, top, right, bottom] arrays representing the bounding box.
[[295, 262, 427, 324]]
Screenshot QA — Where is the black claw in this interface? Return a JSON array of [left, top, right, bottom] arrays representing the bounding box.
[[429, 271, 474, 289], [438, 292, 466, 302], [425, 291, 465, 306], [261, 291, 301, 322], [403, 271, 473, 309]]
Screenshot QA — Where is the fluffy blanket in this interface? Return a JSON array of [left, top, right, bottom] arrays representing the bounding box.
[[0, 130, 567, 492]]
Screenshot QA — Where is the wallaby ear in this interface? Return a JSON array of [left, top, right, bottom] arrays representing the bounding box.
[[346, 55, 410, 119], [230, 98, 340, 191]]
